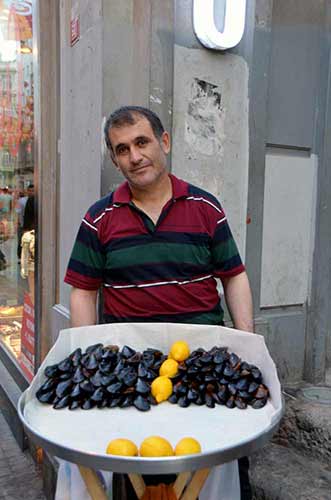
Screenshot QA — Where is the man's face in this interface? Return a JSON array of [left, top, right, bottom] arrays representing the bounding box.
[[27, 187, 34, 197], [108, 116, 170, 190]]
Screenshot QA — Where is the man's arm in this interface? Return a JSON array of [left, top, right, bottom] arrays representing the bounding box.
[[70, 287, 98, 327], [221, 271, 254, 332]]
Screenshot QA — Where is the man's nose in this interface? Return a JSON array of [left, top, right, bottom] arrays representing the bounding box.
[[129, 146, 143, 164]]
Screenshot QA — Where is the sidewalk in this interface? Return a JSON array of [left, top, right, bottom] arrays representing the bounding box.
[[0, 410, 45, 500]]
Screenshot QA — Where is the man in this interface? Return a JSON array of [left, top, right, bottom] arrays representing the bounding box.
[[64, 106, 253, 499]]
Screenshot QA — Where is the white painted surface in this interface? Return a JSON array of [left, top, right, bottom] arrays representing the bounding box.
[[261, 152, 317, 307], [172, 46, 249, 259]]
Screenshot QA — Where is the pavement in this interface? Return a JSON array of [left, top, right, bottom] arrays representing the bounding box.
[[0, 411, 45, 500]]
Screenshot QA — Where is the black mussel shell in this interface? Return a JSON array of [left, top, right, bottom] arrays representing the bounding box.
[[69, 400, 80, 410], [97, 398, 109, 409], [235, 397, 247, 410], [168, 393, 178, 404], [187, 388, 199, 402], [81, 353, 98, 371], [173, 382, 187, 396], [211, 392, 221, 404], [177, 396, 190, 408], [123, 386, 135, 395], [254, 384, 269, 399], [236, 378, 249, 391], [228, 383, 237, 396], [104, 344, 119, 353], [148, 395, 157, 405], [70, 348, 82, 366], [44, 364, 59, 378], [152, 359, 163, 371], [58, 357, 73, 373], [194, 395, 205, 406], [81, 399, 96, 410], [91, 387, 106, 402], [121, 345, 136, 359], [108, 397, 122, 408], [251, 366, 262, 382], [56, 380, 73, 398], [90, 371, 103, 387], [248, 381, 259, 394], [99, 360, 113, 374], [127, 352, 142, 365], [73, 366, 85, 384], [141, 352, 154, 368], [205, 374, 216, 383], [114, 360, 126, 375], [213, 351, 227, 364], [120, 395, 134, 408], [100, 374, 117, 386], [106, 382, 123, 394], [238, 390, 250, 399], [94, 345, 105, 361], [219, 377, 229, 385], [134, 395, 150, 412], [38, 378, 57, 393], [138, 363, 148, 378], [217, 386, 228, 403], [145, 348, 163, 358], [214, 364, 224, 375], [226, 396, 235, 409], [200, 353, 213, 365], [59, 372, 73, 381], [70, 384, 83, 399], [119, 368, 137, 387], [250, 398, 267, 409], [187, 366, 199, 376], [229, 352, 240, 368], [80, 380, 95, 393], [135, 378, 150, 395], [223, 365, 235, 378], [53, 395, 70, 409], [205, 393, 215, 408], [85, 343, 103, 354], [145, 369, 158, 381], [36, 389, 56, 404]]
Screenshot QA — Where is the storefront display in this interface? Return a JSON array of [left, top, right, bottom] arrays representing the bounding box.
[[0, 0, 35, 375]]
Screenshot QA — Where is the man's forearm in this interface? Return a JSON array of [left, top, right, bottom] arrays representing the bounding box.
[[70, 287, 98, 327], [222, 272, 254, 332]]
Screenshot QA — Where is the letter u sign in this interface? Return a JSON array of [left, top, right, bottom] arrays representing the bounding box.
[[193, 0, 247, 50]]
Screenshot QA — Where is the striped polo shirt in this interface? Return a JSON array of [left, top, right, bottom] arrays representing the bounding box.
[[64, 174, 245, 324]]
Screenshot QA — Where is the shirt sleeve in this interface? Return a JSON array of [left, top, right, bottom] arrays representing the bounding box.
[[211, 209, 245, 279], [64, 209, 106, 290]]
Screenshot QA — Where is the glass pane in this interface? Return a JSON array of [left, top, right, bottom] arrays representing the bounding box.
[[0, 0, 35, 381]]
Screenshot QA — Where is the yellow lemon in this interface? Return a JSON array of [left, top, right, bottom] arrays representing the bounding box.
[[174, 437, 202, 456], [151, 376, 173, 403], [140, 436, 174, 457], [106, 438, 138, 456], [169, 340, 190, 362], [159, 358, 178, 378]]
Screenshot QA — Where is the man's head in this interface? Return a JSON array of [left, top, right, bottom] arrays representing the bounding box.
[[104, 106, 165, 153], [27, 184, 34, 197], [104, 106, 170, 191]]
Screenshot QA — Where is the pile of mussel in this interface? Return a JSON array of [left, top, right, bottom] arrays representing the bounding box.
[[36, 343, 165, 411], [168, 346, 269, 410]]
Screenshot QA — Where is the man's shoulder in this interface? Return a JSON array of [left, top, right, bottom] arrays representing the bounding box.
[[185, 182, 222, 208], [85, 192, 115, 220]]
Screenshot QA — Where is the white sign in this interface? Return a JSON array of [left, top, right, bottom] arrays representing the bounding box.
[[193, 0, 247, 50]]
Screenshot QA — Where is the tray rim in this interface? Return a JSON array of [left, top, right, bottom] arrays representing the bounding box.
[[18, 391, 284, 474]]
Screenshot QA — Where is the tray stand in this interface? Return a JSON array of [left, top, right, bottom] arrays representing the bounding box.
[[78, 465, 211, 500]]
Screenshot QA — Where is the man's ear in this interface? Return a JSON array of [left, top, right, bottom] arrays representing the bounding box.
[[160, 131, 171, 155]]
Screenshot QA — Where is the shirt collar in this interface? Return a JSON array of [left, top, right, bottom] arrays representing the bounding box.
[[113, 174, 189, 204]]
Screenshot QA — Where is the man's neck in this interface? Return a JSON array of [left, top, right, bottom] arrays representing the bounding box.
[[130, 174, 172, 208]]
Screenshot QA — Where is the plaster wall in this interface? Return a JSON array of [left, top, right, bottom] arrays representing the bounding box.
[[261, 152, 317, 307], [58, 0, 103, 316], [172, 45, 249, 258]]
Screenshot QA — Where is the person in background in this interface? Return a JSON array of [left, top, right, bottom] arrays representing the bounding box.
[[64, 106, 254, 499], [16, 183, 34, 260], [20, 195, 35, 303]]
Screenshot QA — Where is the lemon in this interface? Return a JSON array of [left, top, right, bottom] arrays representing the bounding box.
[[174, 437, 202, 456], [159, 358, 178, 378], [169, 340, 190, 362], [151, 376, 173, 403], [106, 438, 138, 456], [140, 436, 174, 457]]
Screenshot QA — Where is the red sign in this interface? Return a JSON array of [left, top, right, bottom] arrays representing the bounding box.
[[19, 292, 35, 382], [70, 6, 80, 47]]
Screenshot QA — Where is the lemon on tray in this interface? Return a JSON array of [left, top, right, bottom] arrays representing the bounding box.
[[140, 436, 174, 457], [106, 438, 138, 456], [159, 358, 178, 378], [151, 376, 173, 403], [174, 437, 202, 456], [169, 340, 190, 362]]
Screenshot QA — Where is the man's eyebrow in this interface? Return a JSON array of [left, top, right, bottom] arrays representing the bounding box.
[[114, 142, 127, 153]]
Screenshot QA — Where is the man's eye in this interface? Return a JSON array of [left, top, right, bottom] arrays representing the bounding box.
[[137, 139, 147, 146], [117, 146, 128, 155]]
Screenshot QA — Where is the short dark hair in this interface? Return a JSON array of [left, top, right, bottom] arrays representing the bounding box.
[[104, 106, 165, 152]]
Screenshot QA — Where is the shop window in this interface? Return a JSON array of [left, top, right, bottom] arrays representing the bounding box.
[[0, 0, 35, 381]]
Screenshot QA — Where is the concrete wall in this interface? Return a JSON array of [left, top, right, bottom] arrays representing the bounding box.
[[53, 0, 103, 340]]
